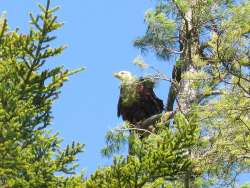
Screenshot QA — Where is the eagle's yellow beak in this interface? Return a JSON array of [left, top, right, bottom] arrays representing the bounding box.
[[113, 72, 120, 79]]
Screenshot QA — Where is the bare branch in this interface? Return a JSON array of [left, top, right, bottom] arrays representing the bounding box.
[[198, 90, 224, 104], [137, 111, 176, 130], [115, 127, 157, 136]]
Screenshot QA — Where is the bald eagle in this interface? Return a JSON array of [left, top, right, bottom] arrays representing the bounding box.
[[114, 71, 164, 125]]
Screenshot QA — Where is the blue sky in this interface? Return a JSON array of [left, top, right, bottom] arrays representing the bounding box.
[[1, 0, 249, 183], [0, 0, 170, 174]]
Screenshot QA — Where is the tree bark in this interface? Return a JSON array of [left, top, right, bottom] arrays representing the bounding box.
[[176, 1, 200, 187]]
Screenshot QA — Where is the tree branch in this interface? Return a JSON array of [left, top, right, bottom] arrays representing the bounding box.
[[137, 111, 176, 130], [198, 90, 224, 104], [115, 127, 157, 136]]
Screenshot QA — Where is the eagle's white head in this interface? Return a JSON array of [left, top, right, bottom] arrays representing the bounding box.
[[113, 71, 135, 83]]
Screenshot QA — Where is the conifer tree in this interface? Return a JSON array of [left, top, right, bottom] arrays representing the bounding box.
[[87, 0, 250, 187], [0, 0, 84, 187]]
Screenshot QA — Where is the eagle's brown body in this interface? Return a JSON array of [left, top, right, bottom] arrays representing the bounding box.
[[117, 77, 164, 124]]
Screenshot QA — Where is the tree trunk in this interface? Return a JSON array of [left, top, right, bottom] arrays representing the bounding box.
[[176, 2, 200, 187]]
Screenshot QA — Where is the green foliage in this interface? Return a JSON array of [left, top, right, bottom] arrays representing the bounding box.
[[241, 183, 250, 188], [86, 113, 199, 187], [90, 0, 250, 187], [119, 76, 157, 107], [4, 0, 247, 187], [101, 123, 128, 157], [134, 8, 177, 59], [133, 55, 149, 69], [174, 0, 190, 13], [119, 80, 139, 106], [0, 0, 84, 187]]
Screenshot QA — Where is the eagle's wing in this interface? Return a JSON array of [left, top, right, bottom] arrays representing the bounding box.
[[117, 79, 164, 124], [117, 95, 122, 117], [138, 82, 164, 117]]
